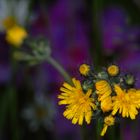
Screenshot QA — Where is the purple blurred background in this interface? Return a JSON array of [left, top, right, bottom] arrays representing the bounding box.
[[0, 0, 140, 140]]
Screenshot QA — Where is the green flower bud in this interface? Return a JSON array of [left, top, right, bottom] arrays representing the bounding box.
[[82, 80, 93, 91], [14, 37, 52, 65], [124, 74, 135, 85], [97, 71, 108, 79]]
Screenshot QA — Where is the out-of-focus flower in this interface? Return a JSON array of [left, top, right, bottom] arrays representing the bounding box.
[[22, 95, 56, 131], [58, 78, 96, 125], [0, 0, 29, 46], [6, 25, 27, 46], [13, 37, 51, 64], [107, 65, 119, 76], [95, 80, 112, 101], [0, 0, 30, 31], [79, 64, 90, 76], [112, 85, 140, 119], [101, 115, 115, 136]]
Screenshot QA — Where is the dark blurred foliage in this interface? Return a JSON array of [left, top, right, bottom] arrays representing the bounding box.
[[0, 0, 140, 140]]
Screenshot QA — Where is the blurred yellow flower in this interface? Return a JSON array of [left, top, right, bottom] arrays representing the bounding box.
[[112, 85, 140, 119], [101, 96, 113, 112], [95, 80, 112, 101], [101, 115, 115, 136], [79, 64, 90, 76], [6, 25, 27, 46], [107, 65, 119, 76], [58, 78, 96, 125]]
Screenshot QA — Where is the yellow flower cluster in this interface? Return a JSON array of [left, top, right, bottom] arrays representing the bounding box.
[[95, 79, 140, 135], [58, 64, 140, 136]]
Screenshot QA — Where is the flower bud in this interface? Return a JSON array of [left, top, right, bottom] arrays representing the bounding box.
[[107, 65, 119, 76], [124, 74, 135, 85], [79, 64, 90, 76], [97, 71, 108, 79], [82, 80, 93, 91]]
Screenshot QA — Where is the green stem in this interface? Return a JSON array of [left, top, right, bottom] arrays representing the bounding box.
[[96, 120, 102, 140], [0, 91, 9, 130], [90, 0, 104, 139], [9, 47, 19, 140], [80, 125, 88, 140], [90, 0, 104, 69], [9, 87, 19, 140], [47, 57, 72, 84]]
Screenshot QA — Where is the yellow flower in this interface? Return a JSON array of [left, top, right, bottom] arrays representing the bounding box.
[[79, 64, 90, 76], [127, 89, 140, 109], [95, 80, 112, 101], [101, 115, 115, 136], [112, 85, 140, 119], [58, 78, 96, 125], [101, 96, 113, 112], [6, 25, 27, 46], [2, 16, 16, 30], [107, 65, 119, 76]]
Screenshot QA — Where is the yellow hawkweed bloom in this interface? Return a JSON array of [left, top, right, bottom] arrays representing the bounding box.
[[2, 16, 16, 30], [6, 25, 27, 46], [101, 115, 115, 136], [95, 80, 112, 101], [112, 85, 140, 119], [79, 64, 90, 76], [107, 65, 119, 76], [58, 78, 96, 125], [101, 96, 113, 112], [126, 89, 140, 109]]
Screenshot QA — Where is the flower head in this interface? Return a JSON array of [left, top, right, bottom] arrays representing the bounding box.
[[101, 115, 115, 136], [58, 78, 96, 125], [79, 64, 90, 76], [101, 96, 113, 112], [22, 95, 56, 131], [112, 85, 140, 119], [95, 80, 112, 101], [107, 65, 119, 76], [6, 25, 27, 46]]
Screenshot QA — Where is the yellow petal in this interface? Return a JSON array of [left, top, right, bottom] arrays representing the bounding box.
[[101, 125, 108, 136], [63, 82, 73, 90]]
